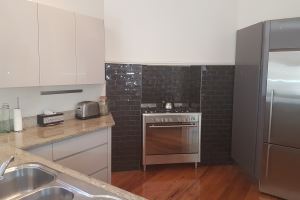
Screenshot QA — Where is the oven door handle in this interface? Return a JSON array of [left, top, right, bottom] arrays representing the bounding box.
[[149, 124, 198, 128]]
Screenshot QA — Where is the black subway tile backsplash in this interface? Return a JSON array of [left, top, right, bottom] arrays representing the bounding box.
[[142, 65, 196, 104], [200, 66, 235, 164], [106, 63, 142, 171], [106, 64, 235, 171]]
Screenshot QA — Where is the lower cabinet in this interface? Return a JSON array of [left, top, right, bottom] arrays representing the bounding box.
[[26, 127, 111, 183], [91, 168, 108, 182], [27, 143, 53, 161], [56, 145, 108, 176]]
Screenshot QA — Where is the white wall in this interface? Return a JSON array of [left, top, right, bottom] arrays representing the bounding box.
[[104, 0, 237, 65], [0, 0, 105, 117], [0, 85, 105, 117], [237, 0, 300, 29], [38, 0, 104, 19]]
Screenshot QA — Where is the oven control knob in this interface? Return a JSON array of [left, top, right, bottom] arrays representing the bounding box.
[[164, 118, 168, 122], [168, 118, 173, 122]]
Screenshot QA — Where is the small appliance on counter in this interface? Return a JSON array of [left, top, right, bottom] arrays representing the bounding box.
[[37, 111, 64, 127], [75, 101, 100, 120]]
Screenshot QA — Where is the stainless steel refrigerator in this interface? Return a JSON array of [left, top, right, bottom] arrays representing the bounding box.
[[232, 18, 300, 200]]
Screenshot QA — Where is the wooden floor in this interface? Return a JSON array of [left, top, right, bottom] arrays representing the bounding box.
[[112, 164, 280, 200]]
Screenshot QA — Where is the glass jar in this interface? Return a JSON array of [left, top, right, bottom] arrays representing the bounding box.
[[0, 103, 11, 133], [99, 96, 109, 116]]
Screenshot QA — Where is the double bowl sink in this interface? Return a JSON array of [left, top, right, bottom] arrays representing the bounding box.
[[0, 163, 124, 200]]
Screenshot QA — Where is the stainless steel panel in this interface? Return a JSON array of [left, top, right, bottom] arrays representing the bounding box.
[[266, 51, 300, 148], [232, 22, 265, 179], [270, 18, 300, 50], [143, 113, 201, 169], [260, 143, 300, 200], [145, 123, 199, 155], [144, 113, 199, 123], [145, 154, 200, 165]]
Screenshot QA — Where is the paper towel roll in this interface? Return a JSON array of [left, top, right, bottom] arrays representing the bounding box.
[[13, 108, 23, 132]]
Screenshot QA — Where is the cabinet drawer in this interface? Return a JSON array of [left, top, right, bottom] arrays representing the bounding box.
[[91, 168, 108, 182], [53, 128, 107, 160], [56, 144, 108, 175], [28, 144, 53, 161]]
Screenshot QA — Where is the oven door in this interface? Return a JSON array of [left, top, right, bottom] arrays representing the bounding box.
[[145, 122, 199, 155]]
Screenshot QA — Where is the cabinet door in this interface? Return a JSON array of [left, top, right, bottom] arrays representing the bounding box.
[[27, 144, 53, 161], [91, 168, 108, 182], [76, 14, 105, 84], [56, 144, 108, 176], [38, 4, 76, 86], [53, 129, 108, 161], [0, 0, 39, 88]]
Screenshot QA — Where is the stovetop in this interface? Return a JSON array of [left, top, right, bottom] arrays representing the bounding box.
[[141, 104, 199, 114]]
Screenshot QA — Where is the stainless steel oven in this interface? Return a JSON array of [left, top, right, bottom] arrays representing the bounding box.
[[143, 113, 201, 170]]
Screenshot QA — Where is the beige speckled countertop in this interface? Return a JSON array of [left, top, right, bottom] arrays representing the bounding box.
[[0, 114, 145, 200]]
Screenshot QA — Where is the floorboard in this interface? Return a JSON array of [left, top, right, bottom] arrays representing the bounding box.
[[112, 164, 280, 200]]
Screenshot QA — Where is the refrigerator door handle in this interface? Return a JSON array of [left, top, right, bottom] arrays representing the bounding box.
[[265, 144, 271, 177], [268, 89, 274, 143]]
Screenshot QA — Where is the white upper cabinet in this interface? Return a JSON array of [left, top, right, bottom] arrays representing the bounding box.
[[76, 15, 105, 84], [0, 2, 105, 88], [0, 0, 39, 88], [38, 4, 77, 86]]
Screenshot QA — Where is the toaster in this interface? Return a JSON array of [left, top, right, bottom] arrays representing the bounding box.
[[75, 101, 100, 120]]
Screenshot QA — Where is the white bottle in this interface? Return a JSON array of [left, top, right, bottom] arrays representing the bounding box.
[[13, 97, 23, 132]]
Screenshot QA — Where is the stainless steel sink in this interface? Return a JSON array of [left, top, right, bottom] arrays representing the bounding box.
[[0, 163, 126, 200], [20, 187, 74, 200], [0, 164, 55, 199]]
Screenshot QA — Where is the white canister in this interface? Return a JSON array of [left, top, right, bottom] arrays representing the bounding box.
[[13, 108, 23, 132]]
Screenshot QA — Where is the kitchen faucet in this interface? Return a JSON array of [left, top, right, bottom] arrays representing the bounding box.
[[0, 156, 14, 179]]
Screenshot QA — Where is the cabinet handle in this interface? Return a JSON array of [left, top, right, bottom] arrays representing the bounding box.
[[268, 90, 274, 143], [265, 144, 271, 177], [149, 124, 197, 128]]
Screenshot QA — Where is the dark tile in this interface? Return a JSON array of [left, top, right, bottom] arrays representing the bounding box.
[[106, 63, 235, 171], [106, 63, 142, 171], [199, 65, 235, 164]]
